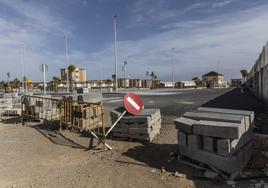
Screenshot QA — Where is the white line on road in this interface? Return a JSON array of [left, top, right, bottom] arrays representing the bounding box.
[[103, 97, 122, 101], [104, 99, 122, 103]]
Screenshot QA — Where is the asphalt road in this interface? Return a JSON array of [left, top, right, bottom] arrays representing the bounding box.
[[103, 88, 233, 123]]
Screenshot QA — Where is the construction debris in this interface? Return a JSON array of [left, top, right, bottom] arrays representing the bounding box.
[[174, 107, 254, 176]]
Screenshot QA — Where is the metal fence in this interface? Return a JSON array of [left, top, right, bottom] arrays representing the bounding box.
[[21, 95, 106, 148]]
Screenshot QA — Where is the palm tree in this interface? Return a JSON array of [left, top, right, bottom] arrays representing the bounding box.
[[149, 71, 157, 89], [240, 69, 248, 83], [68, 64, 76, 91], [52, 76, 60, 92], [10, 78, 21, 91]]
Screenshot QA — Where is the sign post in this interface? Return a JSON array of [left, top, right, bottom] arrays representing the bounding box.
[[41, 64, 48, 95]]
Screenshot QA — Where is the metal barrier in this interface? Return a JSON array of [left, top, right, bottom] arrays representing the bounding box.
[[21, 95, 107, 149]]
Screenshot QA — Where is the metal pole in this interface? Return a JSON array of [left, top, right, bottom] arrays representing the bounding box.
[[23, 43, 28, 93], [21, 44, 25, 94], [113, 16, 118, 93], [124, 61, 126, 89], [65, 36, 69, 93], [43, 64, 46, 95], [171, 48, 175, 89]]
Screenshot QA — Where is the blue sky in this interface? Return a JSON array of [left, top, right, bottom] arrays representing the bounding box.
[[0, 0, 268, 82]]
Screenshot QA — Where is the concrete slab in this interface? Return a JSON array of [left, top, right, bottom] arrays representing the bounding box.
[[174, 117, 197, 133], [217, 128, 253, 157], [178, 131, 187, 146], [203, 136, 215, 152], [193, 120, 242, 139], [183, 111, 246, 128], [178, 143, 251, 173], [197, 107, 254, 124], [188, 135, 202, 150]]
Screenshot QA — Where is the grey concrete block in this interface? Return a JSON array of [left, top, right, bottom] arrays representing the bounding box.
[[183, 111, 245, 129], [178, 131, 187, 146], [178, 143, 250, 173], [193, 120, 242, 139], [217, 128, 253, 157], [203, 136, 214, 152], [174, 117, 197, 133], [188, 135, 202, 150], [197, 107, 254, 124]]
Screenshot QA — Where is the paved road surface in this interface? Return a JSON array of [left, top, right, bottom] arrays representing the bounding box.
[[103, 88, 233, 123]]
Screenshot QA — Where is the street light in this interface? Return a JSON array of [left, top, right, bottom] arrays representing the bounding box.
[[122, 61, 127, 89], [113, 15, 118, 92], [65, 35, 69, 93], [171, 47, 175, 88]]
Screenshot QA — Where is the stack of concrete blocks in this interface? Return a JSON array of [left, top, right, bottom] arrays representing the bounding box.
[[174, 107, 254, 175], [0, 98, 12, 116], [110, 109, 161, 142], [25, 96, 60, 121], [0, 93, 21, 116], [72, 104, 100, 131]]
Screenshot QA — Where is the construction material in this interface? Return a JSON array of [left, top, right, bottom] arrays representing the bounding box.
[[175, 107, 254, 175], [110, 108, 161, 142]]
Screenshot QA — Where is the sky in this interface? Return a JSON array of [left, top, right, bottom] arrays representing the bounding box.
[[0, 0, 268, 82]]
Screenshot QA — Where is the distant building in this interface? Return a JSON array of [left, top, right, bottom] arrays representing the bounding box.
[[118, 78, 130, 88], [162, 82, 174, 88], [175, 81, 196, 88], [60, 67, 87, 83], [202, 71, 224, 88], [231, 79, 242, 87]]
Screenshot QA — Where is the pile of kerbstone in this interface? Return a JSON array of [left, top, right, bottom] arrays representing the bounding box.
[[110, 108, 161, 142], [72, 105, 100, 131], [174, 107, 254, 175]]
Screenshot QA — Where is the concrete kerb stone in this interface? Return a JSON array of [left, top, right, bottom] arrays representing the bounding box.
[[178, 143, 250, 174], [197, 107, 254, 124], [217, 128, 253, 157], [196, 108, 253, 133], [174, 117, 197, 133], [178, 131, 187, 146], [183, 111, 246, 134], [203, 136, 215, 152], [188, 134, 202, 150], [193, 120, 243, 139]]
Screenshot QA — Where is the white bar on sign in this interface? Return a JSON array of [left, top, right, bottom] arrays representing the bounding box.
[[127, 96, 140, 111]]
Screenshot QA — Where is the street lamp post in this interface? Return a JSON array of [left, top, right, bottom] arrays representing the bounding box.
[[22, 43, 28, 93], [113, 15, 118, 93], [171, 48, 175, 88], [123, 61, 127, 89], [65, 36, 69, 93]]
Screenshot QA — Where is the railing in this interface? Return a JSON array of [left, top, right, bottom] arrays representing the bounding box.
[[21, 95, 106, 149]]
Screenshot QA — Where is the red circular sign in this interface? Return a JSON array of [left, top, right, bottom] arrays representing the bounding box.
[[123, 93, 144, 115]]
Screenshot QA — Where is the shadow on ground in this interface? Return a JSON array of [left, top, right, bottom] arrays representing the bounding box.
[[202, 88, 266, 113], [121, 88, 268, 187]]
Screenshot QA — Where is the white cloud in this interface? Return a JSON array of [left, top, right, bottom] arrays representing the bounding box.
[[212, 0, 238, 8], [80, 3, 268, 81], [0, 0, 74, 81]]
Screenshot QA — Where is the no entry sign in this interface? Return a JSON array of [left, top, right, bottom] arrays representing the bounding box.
[[124, 93, 144, 115]]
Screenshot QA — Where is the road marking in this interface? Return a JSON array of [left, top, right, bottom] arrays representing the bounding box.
[[106, 99, 123, 103], [126, 96, 140, 110], [180, 101, 194, 104], [103, 97, 121, 101]]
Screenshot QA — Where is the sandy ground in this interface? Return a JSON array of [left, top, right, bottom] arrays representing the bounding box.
[[0, 88, 268, 188]]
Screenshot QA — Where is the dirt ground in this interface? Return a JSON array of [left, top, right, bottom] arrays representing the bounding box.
[[1, 89, 268, 188], [0, 116, 268, 188]]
